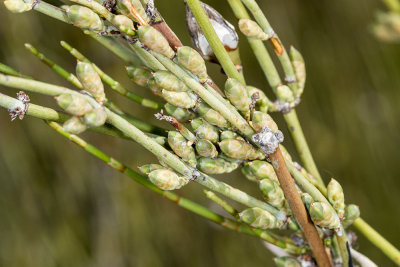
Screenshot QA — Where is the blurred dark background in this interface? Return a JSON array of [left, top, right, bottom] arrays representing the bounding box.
[[1, 0, 399, 266]]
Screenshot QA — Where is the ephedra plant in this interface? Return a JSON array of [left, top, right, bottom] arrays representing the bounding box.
[[1, 0, 399, 266]]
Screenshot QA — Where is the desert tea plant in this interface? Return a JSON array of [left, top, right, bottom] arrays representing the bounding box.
[[1, 0, 400, 266]]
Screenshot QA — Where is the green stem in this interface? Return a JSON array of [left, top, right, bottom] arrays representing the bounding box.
[[32, 0, 69, 22], [84, 31, 142, 66], [0, 62, 33, 79], [60, 41, 162, 109], [353, 218, 400, 266], [184, 0, 245, 85], [47, 121, 302, 254], [129, 42, 167, 71]]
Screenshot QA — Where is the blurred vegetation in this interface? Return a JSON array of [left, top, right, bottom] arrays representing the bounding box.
[[0, 0, 400, 266]]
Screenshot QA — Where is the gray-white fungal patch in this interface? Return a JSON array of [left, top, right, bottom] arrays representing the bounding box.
[[9, 91, 30, 121], [252, 126, 284, 155]]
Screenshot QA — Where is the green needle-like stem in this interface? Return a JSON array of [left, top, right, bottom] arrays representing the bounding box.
[[0, 62, 33, 79]]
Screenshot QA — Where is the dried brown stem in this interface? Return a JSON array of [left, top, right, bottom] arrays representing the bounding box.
[[269, 147, 332, 267]]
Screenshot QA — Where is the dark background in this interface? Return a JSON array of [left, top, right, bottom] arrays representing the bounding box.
[[0, 0, 399, 266]]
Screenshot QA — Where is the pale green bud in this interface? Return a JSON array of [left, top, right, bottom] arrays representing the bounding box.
[[65, 5, 104, 31], [274, 256, 301, 267], [116, 0, 149, 23], [300, 192, 314, 210], [276, 85, 294, 103], [126, 66, 152, 87], [191, 118, 219, 143], [195, 139, 218, 158], [76, 61, 105, 104], [197, 102, 230, 128], [343, 204, 360, 228], [168, 131, 197, 167], [112, 15, 136, 35], [259, 179, 285, 209], [327, 178, 345, 219], [62, 116, 87, 134], [238, 18, 269, 40], [4, 0, 31, 13], [290, 46, 306, 94], [247, 86, 273, 113], [56, 94, 93, 116], [250, 111, 278, 133], [219, 139, 264, 160], [309, 202, 341, 230], [147, 77, 163, 96], [220, 130, 243, 141], [197, 157, 227, 174], [224, 78, 250, 118], [177, 46, 208, 82], [83, 107, 107, 127], [239, 207, 280, 229], [242, 160, 278, 182], [139, 164, 164, 175], [165, 103, 194, 122], [148, 169, 189, 190], [162, 90, 196, 109], [154, 70, 188, 92], [138, 25, 175, 58]]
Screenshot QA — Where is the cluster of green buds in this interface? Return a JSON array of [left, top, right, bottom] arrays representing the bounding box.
[[140, 165, 189, 191], [239, 207, 281, 229], [55, 61, 107, 134], [309, 202, 341, 230], [64, 5, 104, 32], [241, 160, 278, 182]]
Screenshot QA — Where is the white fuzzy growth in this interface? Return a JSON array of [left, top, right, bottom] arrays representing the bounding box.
[[252, 127, 284, 155]]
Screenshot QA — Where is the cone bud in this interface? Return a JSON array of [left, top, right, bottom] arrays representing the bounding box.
[[224, 78, 250, 117], [191, 118, 219, 143], [154, 70, 188, 92], [238, 18, 269, 40], [126, 66, 152, 87], [251, 111, 278, 133], [276, 85, 294, 103], [65, 5, 104, 31], [139, 164, 164, 175], [162, 90, 196, 109], [239, 207, 280, 229], [177, 46, 208, 82], [165, 103, 194, 122], [309, 202, 341, 230], [219, 139, 264, 160], [195, 139, 218, 158], [242, 160, 278, 182], [83, 107, 107, 127], [197, 102, 230, 128], [138, 25, 175, 58], [56, 94, 93, 116], [168, 131, 197, 167], [343, 204, 360, 228], [62, 116, 87, 134], [76, 61, 105, 103], [259, 179, 285, 209], [148, 169, 189, 190], [327, 178, 345, 219]]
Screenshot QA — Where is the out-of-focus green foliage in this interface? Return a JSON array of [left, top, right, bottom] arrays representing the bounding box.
[[0, 0, 399, 266]]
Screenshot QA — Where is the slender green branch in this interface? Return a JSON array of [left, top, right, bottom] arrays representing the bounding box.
[[129, 42, 167, 71], [184, 0, 245, 84], [60, 41, 162, 109], [32, 0, 69, 22], [353, 218, 400, 266], [84, 31, 142, 66], [47, 121, 303, 254], [0, 62, 33, 79]]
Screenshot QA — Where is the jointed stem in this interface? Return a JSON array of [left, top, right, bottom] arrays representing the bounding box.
[[0, 63, 33, 79], [47, 121, 304, 255]]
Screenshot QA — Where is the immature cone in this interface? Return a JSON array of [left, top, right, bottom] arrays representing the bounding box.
[[220, 130, 243, 141], [219, 139, 264, 160], [300, 192, 314, 210], [112, 15, 136, 35], [197, 157, 227, 174], [195, 139, 218, 158], [126, 66, 153, 87], [241, 160, 278, 182], [185, 2, 241, 67], [259, 179, 285, 209], [4, 0, 31, 13], [62, 116, 87, 134], [238, 18, 269, 40], [276, 85, 295, 103], [289, 46, 306, 95], [139, 164, 164, 175], [327, 178, 345, 219], [165, 103, 194, 122], [177, 46, 208, 83], [309, 202, 341, 230], [138, 25, 175, 58], [65, 5, 104, 31], [154, 71, 188, 92], [251, 111, 278, 133], [197, 102, 230, 128], [274, 256, 301, 267], [76, 61, 105, 104], [343, 204, 360, 228], [162, 90, 196, 109], [56, 94, 93, 116], [191, 118, 219, 143], [83, 107, 107, 127], [239, 207, 280, 229], [147, 78, 163, 96], [224, 78, 250, 118], [148, 169, 189, 190], [168, 131, 197, 167]]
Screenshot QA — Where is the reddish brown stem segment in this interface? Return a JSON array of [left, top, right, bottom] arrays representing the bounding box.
[[269, 147, 332, 267]]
